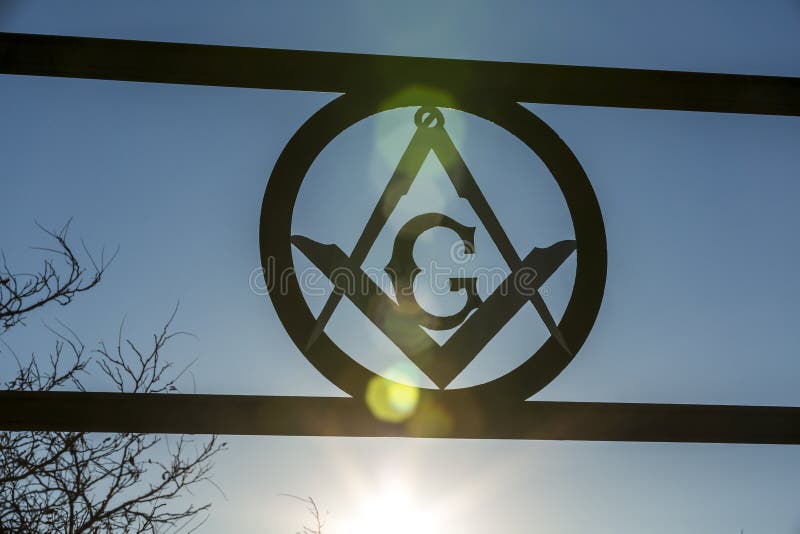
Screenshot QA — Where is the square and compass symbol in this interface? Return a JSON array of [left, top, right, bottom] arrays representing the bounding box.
[[260, 95, 607, 404], [286, 106, 578, 392]]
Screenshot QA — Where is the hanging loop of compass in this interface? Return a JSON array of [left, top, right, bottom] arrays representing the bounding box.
[[261, 93, 606, 402]]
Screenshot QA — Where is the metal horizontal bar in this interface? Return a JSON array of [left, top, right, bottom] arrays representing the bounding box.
[[1, 32, 799, 115], [2, 391, 799, 444]]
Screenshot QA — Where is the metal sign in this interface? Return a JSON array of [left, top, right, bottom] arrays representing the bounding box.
[[1, 32, 799, 443], [262, 96, 604, 402]]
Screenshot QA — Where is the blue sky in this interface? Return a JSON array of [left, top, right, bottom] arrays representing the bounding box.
[[1, 1, 799, 532]]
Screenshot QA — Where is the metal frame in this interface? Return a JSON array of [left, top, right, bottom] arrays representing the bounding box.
[[2, 32, 799, 443]]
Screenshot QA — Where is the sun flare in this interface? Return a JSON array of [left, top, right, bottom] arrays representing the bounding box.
[[341, 480, 441, 534]]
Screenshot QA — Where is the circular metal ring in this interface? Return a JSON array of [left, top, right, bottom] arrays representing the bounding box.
[[260, 91, 606, 403]]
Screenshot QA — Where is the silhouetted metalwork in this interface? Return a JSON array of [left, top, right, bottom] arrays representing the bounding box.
[[3, 392, 800, 445], [271, 98, 601, 397], [1, 32, 799, 115], [1, 32, 799, 443]]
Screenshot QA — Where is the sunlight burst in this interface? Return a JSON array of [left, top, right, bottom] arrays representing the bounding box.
[[341, 480, 441, 534]]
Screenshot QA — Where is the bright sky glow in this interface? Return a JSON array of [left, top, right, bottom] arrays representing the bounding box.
[[339, 478, 443, 534]]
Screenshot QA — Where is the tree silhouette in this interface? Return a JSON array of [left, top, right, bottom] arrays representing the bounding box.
[[0, 222, 226, 533], [282, 494, 326, 534]]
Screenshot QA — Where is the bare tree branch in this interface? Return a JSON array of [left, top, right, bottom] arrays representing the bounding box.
[[282, 494, 327, 534], [0, 222, 225, 533], [0, 220, 117, 334]]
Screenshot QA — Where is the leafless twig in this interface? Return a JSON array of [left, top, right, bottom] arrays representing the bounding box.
[[0, 222, 225, 533]]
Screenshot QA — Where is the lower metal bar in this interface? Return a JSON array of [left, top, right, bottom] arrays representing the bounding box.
[[1, 391, 799, 444]]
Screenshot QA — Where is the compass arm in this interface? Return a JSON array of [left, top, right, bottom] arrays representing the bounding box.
[[430, 125, 572, 352], [430, 127, 519, 261], [303, 126, 437, 350], [349, 127, 436, 263]]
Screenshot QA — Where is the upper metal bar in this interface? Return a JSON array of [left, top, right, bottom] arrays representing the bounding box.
[[1, 32, 799, 115]]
